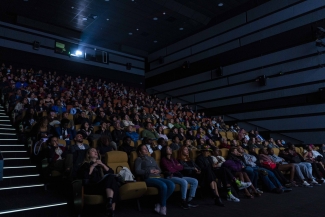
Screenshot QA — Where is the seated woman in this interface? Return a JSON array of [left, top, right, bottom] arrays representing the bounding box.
[[195, 127, 209, 140], [134, 144, 175, 215], [220, 137, 231, 149], [160, 146, 199, 209], [195, 145, 224, 206], [258, 148, 294, 187], [125, 125, 139, 144], [210, 128, 222, 142], [77, 148, 119, 217], [177, 127, 186, 142], [122, 114, 135, 128], [155, 118, 167, 129], [183, 139, 197, 150], [157, 126, 169, 141], [223, 147, 261, 198]]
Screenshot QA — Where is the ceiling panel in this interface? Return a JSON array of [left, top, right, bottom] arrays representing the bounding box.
[[0, 0, 256, 54]]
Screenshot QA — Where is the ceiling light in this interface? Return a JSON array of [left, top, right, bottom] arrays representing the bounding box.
[[71, 6, 74, 9], [136, 28, 139, 31], [154, 40, 157, 43], [163, 12, 166, 15], [106, 18, 109, 21], [105, 0, 109, 1], [218, 3, 223, 6], [82, 17, 88, 21], [179, 27, 184, 30], [153, 17, 158, 21], [129, 32, 133, 35], [75, 50, 83, 56]]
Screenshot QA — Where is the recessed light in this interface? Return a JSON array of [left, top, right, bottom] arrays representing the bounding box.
[[153, 17, 158, 21], [82, 17, 88, 21], [218, 3, 223, 6], [136, 28, 139, 31], [105, 0, 109, 1], [163, 12, 166, 15], [154, 40, 157, 43], [179, 27, 184, 30], [129, 32, 133, 35], [106, 18, 109, 21], [71, 6, 74, 9]]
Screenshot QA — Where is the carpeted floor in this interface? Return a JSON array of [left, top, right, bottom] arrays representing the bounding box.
[[81, 184, 325, 217]]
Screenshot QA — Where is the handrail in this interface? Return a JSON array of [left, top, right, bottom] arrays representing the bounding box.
[[225, 114, 304, 144]]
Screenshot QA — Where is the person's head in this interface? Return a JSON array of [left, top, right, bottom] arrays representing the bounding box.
[[161, 146, 172, 158], [61, 118, 70, 129], [231, 139, 238, 146], [56, 99, 61, 106], [145, 122, 153, 130], [267, 148, 274, 155], [237, 146, 244, 154], [122, 136, 131, 146], [213, 128, 219, 134], [137, 144, 149, 156], [288, 143, 295, 150], [213, 148, 221, 156], [48, 136, 58, 147], [201, 145, 212, 157], [82, 121, 90, 129], [259, 148, 268, 155], [221, 137, 227, 143], [229, 147, 240, 156], [172, 127, 178, 134], [306, 144, 314, 151], [81, 111, 86, 118], [100, 111, 105, 117], [157, 138, 166, 146], [63, 112, 69, 119], [179, 127, 184, 133], [178, 145, 190, 161], [100, 135, 110, 146], [172, 135, 180, 144], [85, 148, 99, 162], [183, 139, 192, 147], [100, 121, 107, 130], [75, 133, 83, 143], [127, 125, 134, 132]]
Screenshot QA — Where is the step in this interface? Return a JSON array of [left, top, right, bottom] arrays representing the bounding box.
[[0, 145, 26, 151], [1, 151, 28, 158], [0, 140, 20, 144], [0, 191, 67, 215], [3, 158, 31, 166], [0, 203, 68, 217], [0, 183, 45, 195], [0, 175, 40, 188], [3, 166, 38, 176], [0, 135, 18, 139]]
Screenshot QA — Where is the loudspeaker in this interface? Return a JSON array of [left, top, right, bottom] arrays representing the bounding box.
[[319, 88, 325, 100], [182, 61, 190, 69], [216, 67, 223, 77], [258, 75, 267, 86], [126, 63, 132, 70], [33, 41, 40, 50], [159, 56, 164, 64]]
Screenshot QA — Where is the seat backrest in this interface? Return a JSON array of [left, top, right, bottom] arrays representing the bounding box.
[[105, 151, 130, 174], [129, 151, 138, 172], [189, 149, 198, 161], [220, 148, 229, 158], [273, 148, 279, 156], [58, 139, 66, 147], [152, 150, 161, 167], [172, 150, 178, 159], [226, 132, 234, 140]]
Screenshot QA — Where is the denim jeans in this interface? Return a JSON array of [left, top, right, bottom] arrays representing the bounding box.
[[145, 178, 175, 206], [249, 166, 282, 190], [297, 162, 313, 179], [168, 177, 198, 199], [245, 166, 259, 188]]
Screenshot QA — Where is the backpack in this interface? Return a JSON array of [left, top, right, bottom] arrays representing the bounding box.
[[116, 166, 135, 182]]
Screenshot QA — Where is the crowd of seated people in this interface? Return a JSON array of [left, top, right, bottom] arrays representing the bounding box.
[[1, 62, 325, 216]]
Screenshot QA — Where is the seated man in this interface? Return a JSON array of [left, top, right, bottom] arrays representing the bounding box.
[[74, 111, 91, 125], [55, 119, 74, 146], [167, 127, 178, 140], [51, 99, 67, 114], [45, 136, 70, 176], [68, 133, 90, 178], [112, 122, 126, 145], [118, 136, 136, 157], [93, 110, 108, 126], [170, 135, 181, 151], [237, 146, 288, 193], [144, 137, 161, 154], [125, 125, 139, 144], [141, 122, 159, 140]]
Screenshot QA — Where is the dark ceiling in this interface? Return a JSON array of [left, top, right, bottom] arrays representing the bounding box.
[[1, 0, 261, 55]]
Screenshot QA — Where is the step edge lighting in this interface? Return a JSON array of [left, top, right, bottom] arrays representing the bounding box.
[[0, 184, 44, 190], [0, 202, 67, 214]]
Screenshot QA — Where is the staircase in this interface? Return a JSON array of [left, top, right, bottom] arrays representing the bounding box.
[[0, 106, 68, 216]]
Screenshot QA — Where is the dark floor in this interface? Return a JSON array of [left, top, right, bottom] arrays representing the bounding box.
[[80, 184, 325, 217]]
